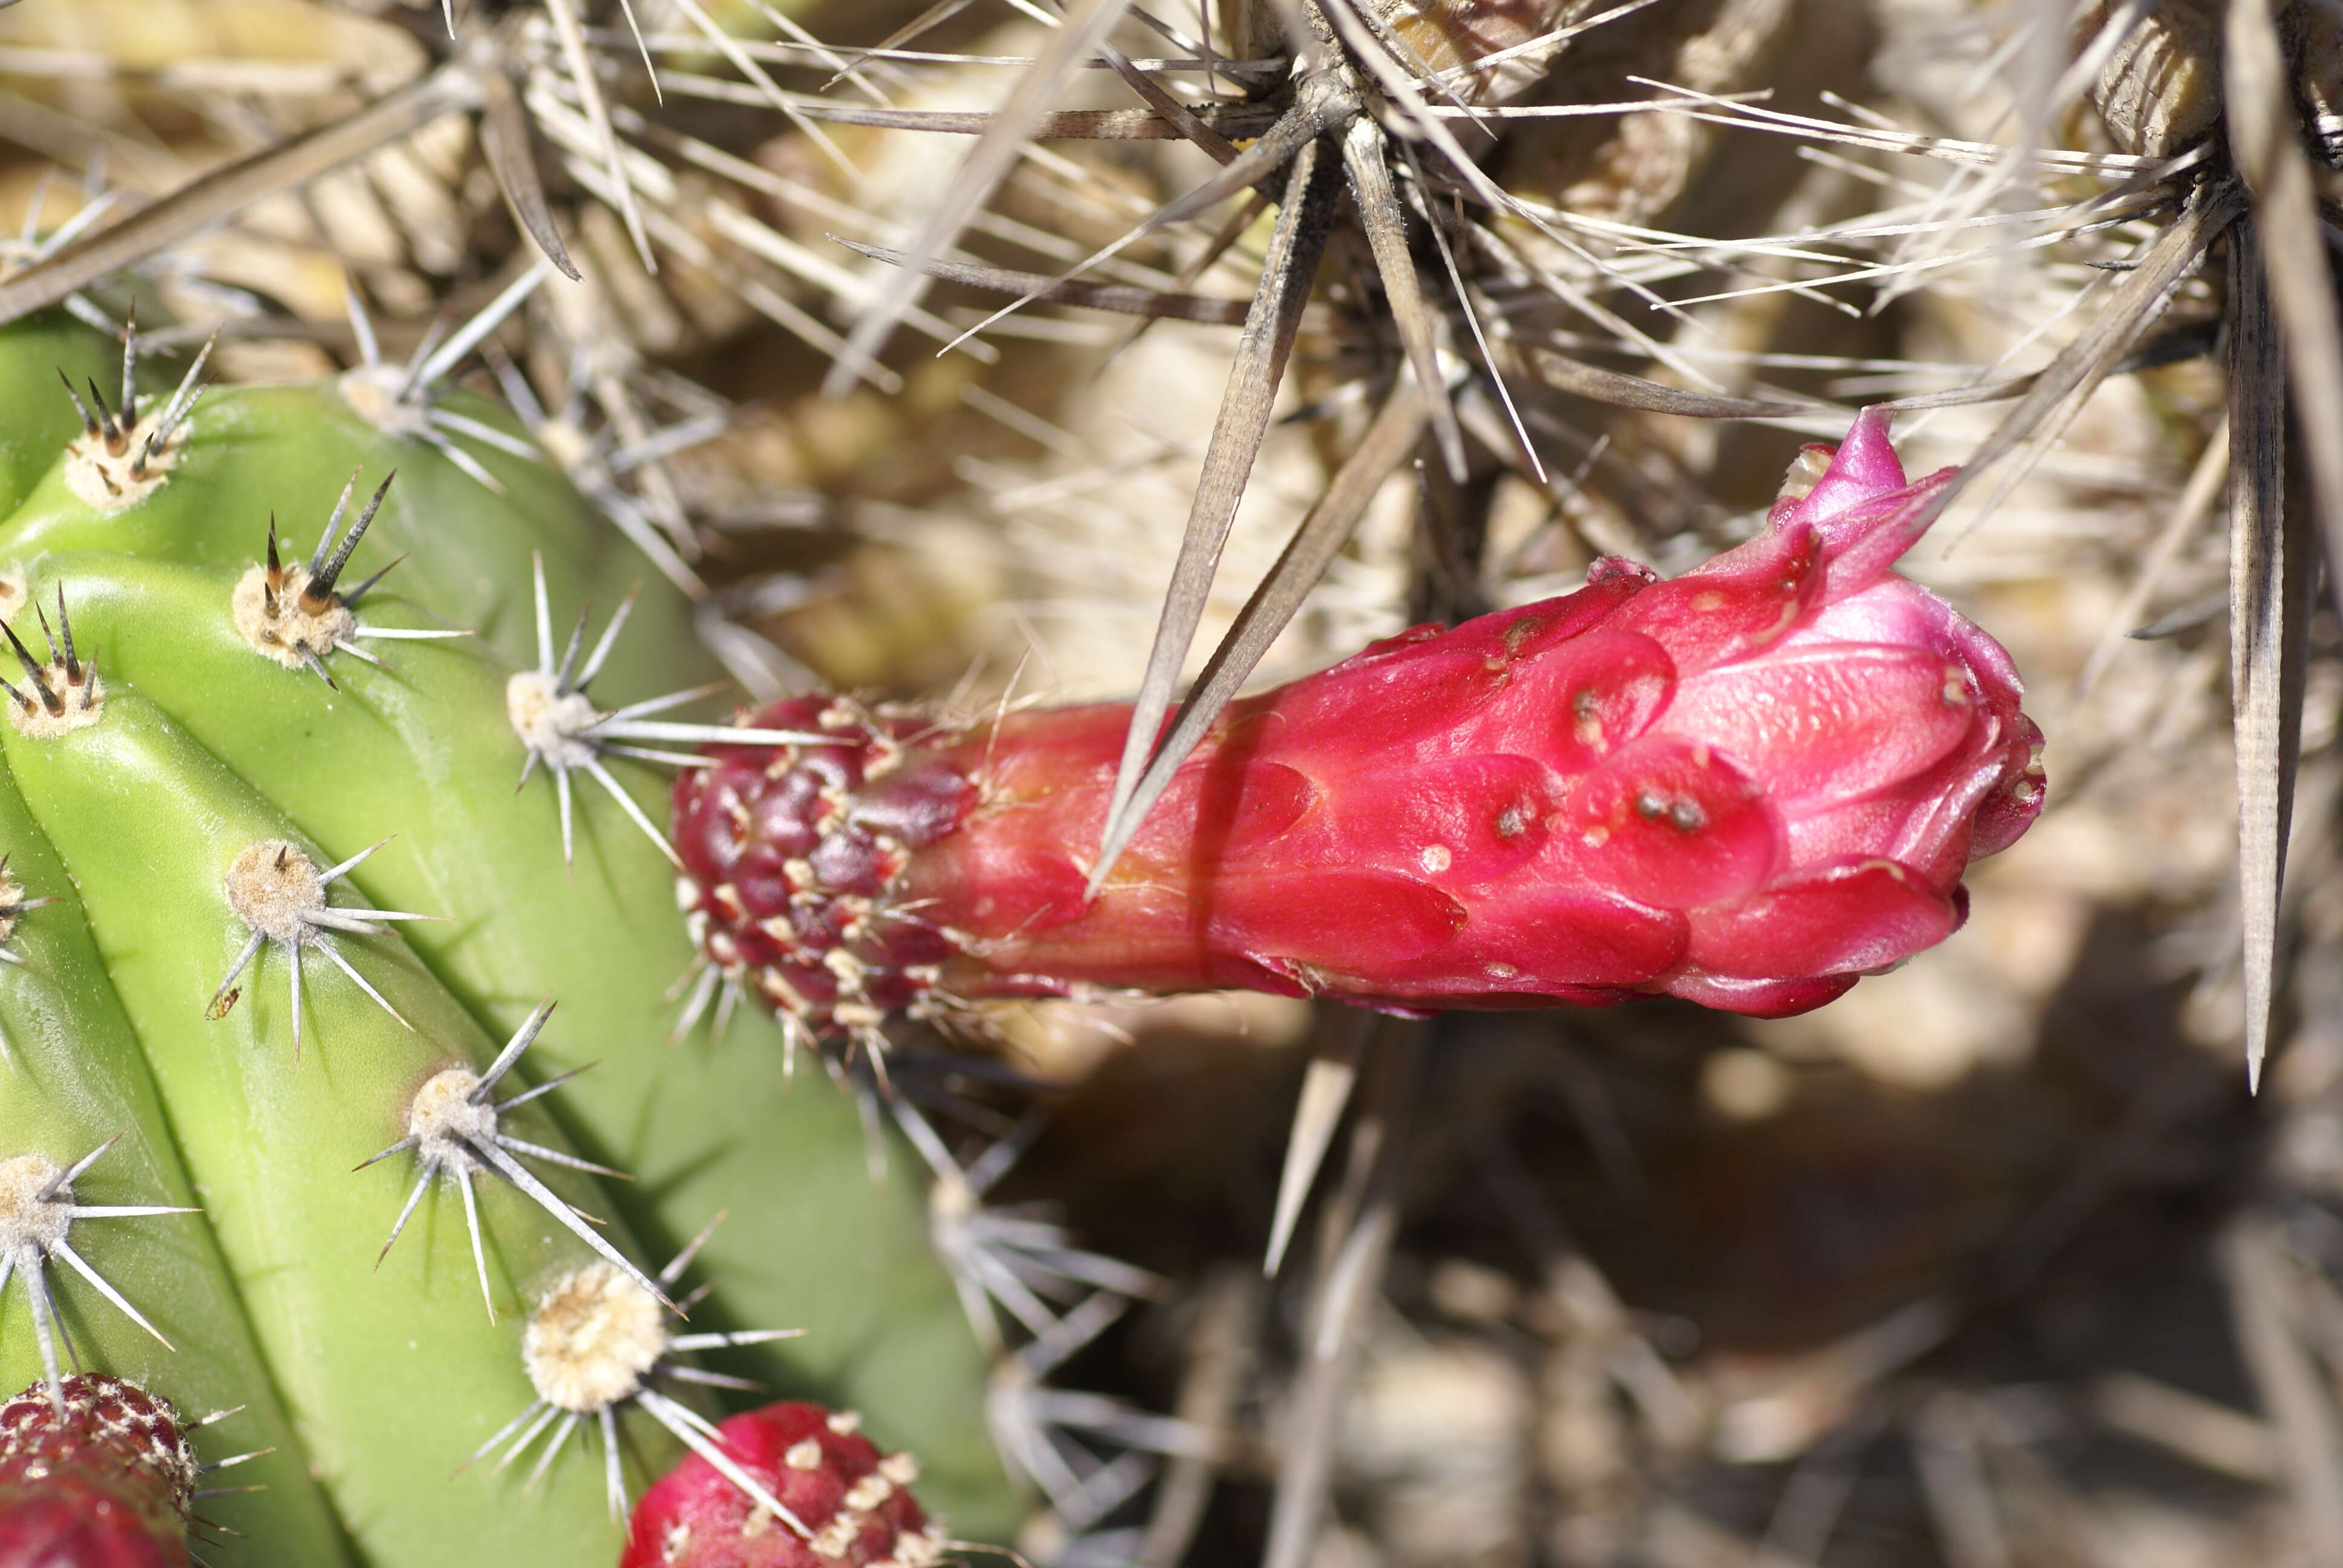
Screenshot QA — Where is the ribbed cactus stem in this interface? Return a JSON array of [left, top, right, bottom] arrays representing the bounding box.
[[674, 411, 2045, 1036], [0, 310, 1015, 1559]]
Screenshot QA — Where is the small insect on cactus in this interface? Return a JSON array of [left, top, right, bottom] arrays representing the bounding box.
[[675, 410, 2045, 1042], [0, 312, 1012, 1564]]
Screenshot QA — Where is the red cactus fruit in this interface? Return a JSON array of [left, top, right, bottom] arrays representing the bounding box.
[[673, 410, 2045, 1034], [621, 1402, 940, 1568], [0, 1375, 195, 1568]]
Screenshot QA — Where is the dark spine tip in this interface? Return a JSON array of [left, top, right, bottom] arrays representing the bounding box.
[[263, 517, 283, 613], [87, 377, 121, 451], [28, 597, 56, 671], [339, 553, 407, 606], [119, 302, 137, 430], [0, 621, 57, 715], [306, 471, 396, 609], [56, 369, 96, 437], [53, 587, 78, 683]]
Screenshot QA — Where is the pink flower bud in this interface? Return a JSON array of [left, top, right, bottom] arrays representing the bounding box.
[[674, 411, 2044, 1033]]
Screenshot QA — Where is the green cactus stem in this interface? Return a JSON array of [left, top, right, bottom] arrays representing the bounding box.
[[0, 310, 1011, 1563]]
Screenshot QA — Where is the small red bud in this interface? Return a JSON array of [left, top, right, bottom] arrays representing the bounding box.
[[0, 1376, 194, 1568], [622, 1402, 941, 1568]]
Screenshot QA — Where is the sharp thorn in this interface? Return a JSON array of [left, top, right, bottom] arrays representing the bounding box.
[[0, 619, 57, 715], [56, 369, 96, 437], [306, 471, 395, 609]]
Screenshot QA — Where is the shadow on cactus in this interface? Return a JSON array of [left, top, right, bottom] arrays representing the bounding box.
[[0, 312, 1012, 1564]]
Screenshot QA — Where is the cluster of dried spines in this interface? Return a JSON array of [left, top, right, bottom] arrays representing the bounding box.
[[229, 471, 464, 689], [0, 587, 98, 739], [53, 316, 212, 515], [670, 695, 980, 1054], [623, 1401, 946, 1568]]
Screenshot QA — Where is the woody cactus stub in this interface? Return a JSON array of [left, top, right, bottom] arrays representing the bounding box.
[[0, 314, 1010, 1564], [674, 411, 2045, 1034]]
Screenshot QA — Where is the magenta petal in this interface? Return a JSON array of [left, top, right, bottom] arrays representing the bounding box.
[[1603, 523, 1825, 675], [1489, 886, 1686, 987], [1660, 971, 1858, 1017], [1369, 886, 1683, 995], [1812, 465, 1960, 601], [1968, 716, 2046, 860], [1465, 628, 1675, 768], [1562, 736, 1779, 910], [1148, 759, 1318, 863], [1781, 407, 1907, 524], [1260, 646, 1512, 760], [1489, 560, 1660, 655], [1304, 753, 1560, 884], [1207, 869, 1467, 972], [1889, 739, 2024, 884], [1685, 858, 1958, 977], [1664, 644, 1978, 806]]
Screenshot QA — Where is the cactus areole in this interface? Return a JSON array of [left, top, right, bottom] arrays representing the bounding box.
[[0, 315, 1011, 1565], [675, 411, 2046, 1036]]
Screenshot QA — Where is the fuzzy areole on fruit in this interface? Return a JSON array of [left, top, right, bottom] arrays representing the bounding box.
[[620, 1400, 948, 1568]]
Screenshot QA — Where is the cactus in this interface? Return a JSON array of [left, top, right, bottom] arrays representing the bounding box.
[[0, 312, 1012, 1564], [672, 411, 2045, 1039]]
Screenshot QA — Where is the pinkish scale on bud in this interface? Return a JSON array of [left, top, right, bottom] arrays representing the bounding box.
[[621, 1402, 940, 1568], [0, 1375, 194, 1568], [673, 410, 2046, 1031]]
